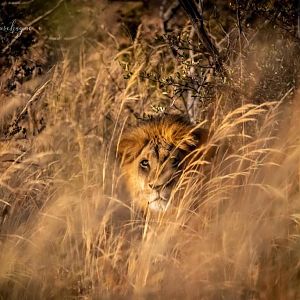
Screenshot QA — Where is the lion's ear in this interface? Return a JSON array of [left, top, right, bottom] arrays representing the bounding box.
[[180, 127, 209, 150], [117, 133, 146, 165], [182, 127, 217, 161], [191, 127, 209, 147], [173, 126, 208, 153]]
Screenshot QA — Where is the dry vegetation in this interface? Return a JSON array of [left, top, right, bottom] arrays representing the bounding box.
[[0, 1, 300, 299]]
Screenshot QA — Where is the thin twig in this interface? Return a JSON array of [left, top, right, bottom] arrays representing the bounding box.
[[187, 27, 196, 123], [279, 87, 294, 102], [25, 0, 64, 27], [48, 30, 87, 41]]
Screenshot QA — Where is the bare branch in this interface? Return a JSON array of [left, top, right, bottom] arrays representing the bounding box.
[[160, 0, 180, 33], [178, 0, 226, 74]]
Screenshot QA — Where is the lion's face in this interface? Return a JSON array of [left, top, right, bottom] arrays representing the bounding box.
[[118, 115, 208, 212], [121, 139, 184, 212]]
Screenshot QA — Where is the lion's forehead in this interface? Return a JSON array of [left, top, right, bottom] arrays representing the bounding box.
[[147, 138, 175, 161], [149, 137, 172, 149]]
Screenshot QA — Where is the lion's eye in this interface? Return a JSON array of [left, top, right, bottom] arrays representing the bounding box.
[[140, 159, 150, 169], [171, 157, 180, 167]]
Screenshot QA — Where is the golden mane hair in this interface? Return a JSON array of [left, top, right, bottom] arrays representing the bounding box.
[[118, 115, 209, 164]]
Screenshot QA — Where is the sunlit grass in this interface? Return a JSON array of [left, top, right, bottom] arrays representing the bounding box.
[[0, 28, 300, 300]]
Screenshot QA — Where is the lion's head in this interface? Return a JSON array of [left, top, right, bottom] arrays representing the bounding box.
[[118, 115, 209, 212]]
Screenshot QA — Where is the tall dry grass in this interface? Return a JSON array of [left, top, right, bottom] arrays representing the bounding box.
[[0, 31, 300, 300]]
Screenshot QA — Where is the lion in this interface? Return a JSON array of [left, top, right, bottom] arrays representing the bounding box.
[[118, 114, 211, 213]]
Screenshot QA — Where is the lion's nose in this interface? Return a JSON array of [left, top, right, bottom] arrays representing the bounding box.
[[149, 183, 163, 190]]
